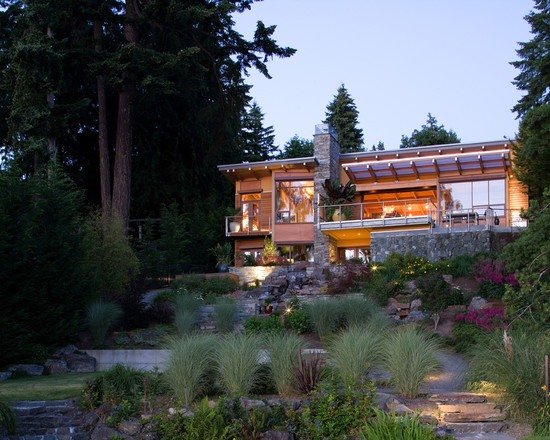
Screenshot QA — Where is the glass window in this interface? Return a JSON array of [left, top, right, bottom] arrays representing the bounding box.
[[489, 180, 505, 206], [440, 179, 505, 212], [276, 180, 314, 223]]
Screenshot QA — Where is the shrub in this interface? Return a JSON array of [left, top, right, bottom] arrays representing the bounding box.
[[415, 272, 464, 311], [164, 334, 217, 406], [284, 307, 313, 334], [244, 314, 283, 334], [455, 306, 506, 331], [383, 253, 435, 281], [173, 293, 203, 335], [383, 326, 440, 398], [213, 297, 237, 333], [294, 380, 376, 439], [293, 352, 325, 394], [0, 399, 16, 436], [266, 333, 305, 395], [307, 300, 341, 337], [216, 333, 263, 396], [360, 408, 437, 440], [451, 322, 486, 353], [86, 300, 123, 347], [329, 326, 383, 386], [469, 329, 550, 420], [172, 275, 239, 301], [363, 273, 401, 305]]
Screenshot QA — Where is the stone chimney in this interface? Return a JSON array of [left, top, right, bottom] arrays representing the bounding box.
[[313, 123, 340, 265]]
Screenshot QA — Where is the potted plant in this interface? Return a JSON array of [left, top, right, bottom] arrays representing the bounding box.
[[210, 242, 232, 272], [226, 207, 242, 233], [321, 179, 356, 221]]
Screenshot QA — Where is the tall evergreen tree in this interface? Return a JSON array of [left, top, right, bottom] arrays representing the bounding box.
[[370, 141, 385, 151], [512, 1, 550, 117], [400, 113, 460, 148], [278, 135, 313, 158], [240, 102, 277, 161], [324, 84, 364, 153]]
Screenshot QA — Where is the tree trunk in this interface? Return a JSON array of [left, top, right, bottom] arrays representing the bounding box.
[[94, 18, 111, 213], [111, 0, 138, 226]]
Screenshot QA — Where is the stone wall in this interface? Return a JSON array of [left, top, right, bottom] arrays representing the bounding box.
[[229, 266, 279, 285], [313, 123, 340, 265], [370, 228, 520, 262]]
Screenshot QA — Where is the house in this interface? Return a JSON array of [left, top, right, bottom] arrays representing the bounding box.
[[218, 124, 528, 266]]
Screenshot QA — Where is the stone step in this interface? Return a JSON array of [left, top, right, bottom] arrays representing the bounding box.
[[439, 403, 499, 414], [429, 393, 487, 404], [443, 411, 506, 423], [439, 421, 508, 434]]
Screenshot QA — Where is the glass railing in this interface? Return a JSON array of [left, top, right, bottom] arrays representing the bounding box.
[[225, 215, 270, 236]]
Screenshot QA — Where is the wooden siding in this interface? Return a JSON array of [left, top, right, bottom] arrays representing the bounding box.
[[508, 175, 529, 211], [273, 223, 314, 244], [260, 192, 272, 230]]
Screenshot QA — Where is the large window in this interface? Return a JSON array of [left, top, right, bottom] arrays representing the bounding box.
[[440, 179, 505, 213], [276, 180, 314, 223]]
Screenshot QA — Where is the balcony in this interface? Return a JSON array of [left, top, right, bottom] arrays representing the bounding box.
[[225, 215, 271, 237]]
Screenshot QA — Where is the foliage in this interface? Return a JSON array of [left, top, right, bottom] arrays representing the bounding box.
[[514, 105, 550, 200], [156, 203, 189, 278], [500, 189, 550, 329], [383, 253, 435, 281], [362, 272, 402, 305], [278, 135, 314, 159], [244, 314, 283, 334], [0, 171, 90, 365], [86, 300, 123, 348], [324, 84, 364, 153], [511, 1, 550, 116], [293, 352, 325, 395], [293, 380, 375, 439], [210, 243, 233, 267], [415, 272, 464, 311], [326, 263, 371, 295], [171, 275, 239, 302], [337, 296, 379, 327], [307, 300, 341, 337], [400, 113, 460, 148], [360, 408, 438, 440], [0, 399, 17, 436], [468, 329, 550, 421], [214, 297, 237, 333], [450, 322, 486, 354], [444, 254, 479, 277], [82, 213, 140, 298], [173, 293, 203, 335], [284, 306, 313, 334], [239, 102, 277, 162], [164, 334, 217, 406], [383, 326, 440, 398], [215, 333, 263, 397], [260, 237, 279, 265], [267, 333, 305, 395], [320, 179, 357, 220], [81, 365, 164, 413], [328, 326, 383, 386]]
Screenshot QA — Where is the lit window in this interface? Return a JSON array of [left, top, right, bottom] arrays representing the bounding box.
[[276, 180, 314, 223]]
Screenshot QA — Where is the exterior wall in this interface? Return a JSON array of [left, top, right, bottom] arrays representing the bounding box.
[[229, 266, 279, 285], [370, 229, 520, 262], [313, 125, 340, 264]]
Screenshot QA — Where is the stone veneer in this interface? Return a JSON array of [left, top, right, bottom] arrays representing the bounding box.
[[370, 228, 520, 262], [313, 124, 340, 265], [229, 265, 279, 285]]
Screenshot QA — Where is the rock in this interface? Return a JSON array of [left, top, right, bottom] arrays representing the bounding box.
[[375, 392, 394, 409], [442, 274, 453, 284], [0, 371, 12, 381], [65, 352, 96, 373], [419, 414, 438, 425], [402, 310, 426, 322], [410, 298, 422, 311], [403, 280, 417, 293], [92, 422, 130, 440], [469, 296, 488, 311], [118, 419, 142, 436], [386, 398, 413, 415], [44, 358, 68, 375], [429, 393, 486, 404], [261, 431, 292, 440], [168, 407, 194, 417], [9, 364, 44, 376], [240, 397, 266, 409], [54, 344, 79, 357]]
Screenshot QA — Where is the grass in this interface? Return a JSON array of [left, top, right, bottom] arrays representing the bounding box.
[[383, 325, 440, 398], [173, 294, 203, 334], [215, 333, 263, 396], [338, 296, 378, 327], [0, 399, 16, 435], [266, 333, 305, 395], [360, 408, 438, 440], [164, 334, 217, 406], [213, 297, 237, 333], [307, 299, 340, 337], [329, 325, 383, 386], [0, 373, 99, 402], [86, 300, 123, 347]]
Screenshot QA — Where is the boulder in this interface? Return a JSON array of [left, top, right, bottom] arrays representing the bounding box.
[[9, 364, 44, 376], [410, 298, 422, 311], [403, 280, 417, 293], [469, 296, 488, 311], [118, 419, 142, 436], [442, 274, 453, 284], [0, 371, 12, 381], [261, 431, 292, 440], [402, 310, 427, 323], [44, 358, 69, 375], [54, 344, 79, 357], [65, 352, 96, 373], [240, 397, 266, 409], [91, 422, 130, 440], [386, 398, 413, 415]]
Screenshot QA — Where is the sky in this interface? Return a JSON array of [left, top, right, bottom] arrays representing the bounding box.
[[233, 1, 534, 151]]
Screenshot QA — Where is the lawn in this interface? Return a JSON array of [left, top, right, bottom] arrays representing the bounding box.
[[0, 373, 99, 402]]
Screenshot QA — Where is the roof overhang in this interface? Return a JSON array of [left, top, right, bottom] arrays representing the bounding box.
[[342, 141, 512, 183], [218, 157, 318, 182]]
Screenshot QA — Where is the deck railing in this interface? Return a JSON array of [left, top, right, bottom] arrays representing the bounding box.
[[225, 215, 271, 236]]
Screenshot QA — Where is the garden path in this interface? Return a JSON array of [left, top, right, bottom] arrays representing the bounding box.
[[422, 349, 469, 393]]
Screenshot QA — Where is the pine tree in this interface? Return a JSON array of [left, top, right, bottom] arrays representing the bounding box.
[[370, 141, 385, 151], [324, 84, 364, 153], [512, 1, 550, 116], [278, 135, 313, 158], [240, 103, 277, 161], [400, 114, 460, 148]]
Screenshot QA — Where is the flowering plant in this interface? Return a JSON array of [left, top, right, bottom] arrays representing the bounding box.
[[473, 259, 518, 287], [455, 306, 506, 331]]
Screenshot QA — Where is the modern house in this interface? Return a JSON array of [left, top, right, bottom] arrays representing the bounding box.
[[218, 124, 528, 266]]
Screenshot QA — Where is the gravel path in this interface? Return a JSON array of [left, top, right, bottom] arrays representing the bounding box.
[[421, 349, 470, 393]]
